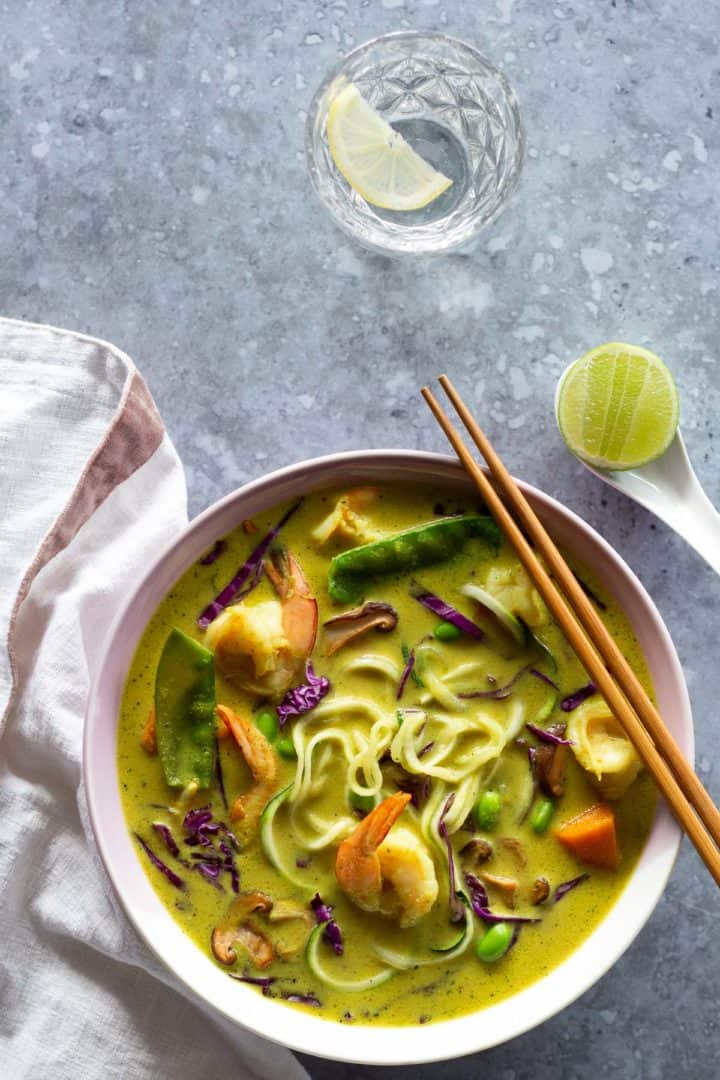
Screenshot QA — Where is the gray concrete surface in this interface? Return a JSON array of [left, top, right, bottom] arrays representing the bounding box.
[[2, 1, 718, 1076]]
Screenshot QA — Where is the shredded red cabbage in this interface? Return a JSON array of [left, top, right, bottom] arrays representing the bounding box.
[[310, 893, 333, 923], [560, 683, 596, 712], [152, 821, 180, 857], [459, 663, 530, 700], [311, 893, 344, 955], [277, 662, 330, 728], [295, 856, 311, 869], [229, 972, 276, 987], [182, 805, 238, 850], [135, 834, 185, 890], [183, 805, 219, 846], [464, 873, 540, 924], [526, 722, 574, 746], [214, 736, 228, 811], [191, 859, 224, 889], [282, 992, 322, 1006], [438, 794, 465, 924], [418, 740, 434, 758], [396, 647, 415, 700], [181, 806, 239, 891], [529, 667, 559, 691], [199, 539, 227, 566], [554, 873, 590, 902], [219, 840, 240, 894], [410, 582, 484, 641], [197, 500, 301, 629]]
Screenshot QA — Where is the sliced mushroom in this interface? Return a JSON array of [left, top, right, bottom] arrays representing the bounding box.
[[535, 726, 568, 798], [460, 838, 493, 867], [480, 872, 518, 909], [499, 836, 527, 869], [530, 876, 550, 905], [211, 892, 274, 968], [323, 601, 398, 657]]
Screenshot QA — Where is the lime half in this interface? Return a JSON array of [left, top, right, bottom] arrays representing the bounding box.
[[556, 343, 680, 470], [326, 83, 452, 211]]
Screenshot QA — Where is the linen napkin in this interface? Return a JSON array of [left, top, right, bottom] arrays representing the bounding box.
[[0, 318, 309, 1080]]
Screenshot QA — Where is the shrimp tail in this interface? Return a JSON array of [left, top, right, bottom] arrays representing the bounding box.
[[357, 792, 412, 852], [335, 792, 411, 904], [216, 704, 278, 843]]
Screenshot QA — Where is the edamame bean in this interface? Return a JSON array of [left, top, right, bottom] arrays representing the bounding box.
[[276, 737, 297, 760], [530, 797, 555, 834], [434, 621, 462, 642], [473, 789, 502, 831], [255, 709, 279, 743], [348, 790, 376, 814], [475, 922, 513, 963]]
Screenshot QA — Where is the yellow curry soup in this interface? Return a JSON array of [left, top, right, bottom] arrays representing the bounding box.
[[118, 485, 656, 1026]]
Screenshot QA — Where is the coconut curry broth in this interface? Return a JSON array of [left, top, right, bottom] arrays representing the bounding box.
[[118, 485, 656, 1026]]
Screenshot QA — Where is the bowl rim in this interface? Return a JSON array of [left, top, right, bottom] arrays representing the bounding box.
[[84, 449, 692, 1065]]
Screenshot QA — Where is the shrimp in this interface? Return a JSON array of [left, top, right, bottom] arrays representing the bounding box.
[[484, 563, 548, 628], [311, 487, 380, 547], [335, 792, 439, 928], [206, 547, 318, 697], [216, 705, 278, 843]]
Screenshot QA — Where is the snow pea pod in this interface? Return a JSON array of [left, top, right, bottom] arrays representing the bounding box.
[[327, 515, 500, 603], [155, 628, 216, 789]]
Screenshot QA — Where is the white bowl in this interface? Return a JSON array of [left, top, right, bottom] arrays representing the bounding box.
[[84, 450, 692, 1065]]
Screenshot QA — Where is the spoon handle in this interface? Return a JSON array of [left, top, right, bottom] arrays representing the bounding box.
[[674, 484, 720, 577]]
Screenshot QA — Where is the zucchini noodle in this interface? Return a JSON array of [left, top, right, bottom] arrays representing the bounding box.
[[391, 707, 506, 783], [415, 643, 468, 712], [278, 651, 534, 859], [338, 653, 403, 684], [347, 715, 397, 798]]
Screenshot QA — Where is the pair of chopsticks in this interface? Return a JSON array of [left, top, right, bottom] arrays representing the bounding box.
[[423, 374, 720, 888]]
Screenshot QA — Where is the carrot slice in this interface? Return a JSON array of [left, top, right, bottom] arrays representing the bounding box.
[[140, 706, 157, 754], [554, 803, 620, 870]]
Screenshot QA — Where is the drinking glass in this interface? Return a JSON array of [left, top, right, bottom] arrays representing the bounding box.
[[306, 31, 524, 256]]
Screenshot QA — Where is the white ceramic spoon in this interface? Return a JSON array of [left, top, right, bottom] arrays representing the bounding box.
[[566, 428, 720, 576]]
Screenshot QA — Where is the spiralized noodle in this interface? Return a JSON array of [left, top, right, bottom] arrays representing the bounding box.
[[280, 652, 534, 857], [391, 706, 507, 783], [347, 715, 397, 797], [338, 653, 403, 684], [415, 643, 468, 712]]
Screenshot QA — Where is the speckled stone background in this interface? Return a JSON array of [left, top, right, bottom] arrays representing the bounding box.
[[3, 0, 719, 1076]]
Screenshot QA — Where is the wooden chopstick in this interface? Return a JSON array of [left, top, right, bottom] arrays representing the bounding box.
[[422, 379, 720, 888], [437, 373, 720, 852]]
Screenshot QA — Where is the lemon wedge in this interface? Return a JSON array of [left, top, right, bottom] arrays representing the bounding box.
[[326, 83, 452, 211]]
